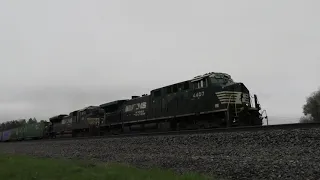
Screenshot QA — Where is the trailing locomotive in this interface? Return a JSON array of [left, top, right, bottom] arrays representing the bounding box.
[[0, 72, 266, 141], [49, 106, 105, 138]]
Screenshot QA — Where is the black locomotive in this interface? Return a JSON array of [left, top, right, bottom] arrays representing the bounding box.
[[49, 72, 265, 138]]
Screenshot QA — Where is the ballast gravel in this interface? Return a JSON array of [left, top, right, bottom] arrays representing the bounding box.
[[1, 128, 320, 180]]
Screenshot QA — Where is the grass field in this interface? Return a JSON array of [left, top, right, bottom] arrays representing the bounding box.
[[0, 154, 219, 180]]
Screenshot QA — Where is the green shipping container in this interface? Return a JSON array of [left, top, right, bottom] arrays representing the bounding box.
[[8, 126, 24, 141], [24, 122, 46, 139]]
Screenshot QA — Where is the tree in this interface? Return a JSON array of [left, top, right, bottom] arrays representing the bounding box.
[[299, 114, 313, 123], [27, 118, 37, 124], [0, 119, 24, 130], [300, 88, 320, 123]]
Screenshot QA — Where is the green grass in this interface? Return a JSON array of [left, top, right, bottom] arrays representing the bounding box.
[[0, 154, 219, 180]]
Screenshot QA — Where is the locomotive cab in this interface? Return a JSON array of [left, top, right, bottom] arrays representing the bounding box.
[[49, 114, 68, 138], [191, 72, 263, 127], [71, 106, 105, 137]]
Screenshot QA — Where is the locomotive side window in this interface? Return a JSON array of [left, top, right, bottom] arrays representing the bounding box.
[[193, 78, 208, 89], [166, 86, 172, 94], [193, 81, 199, 89], [183, 82, 189, 90], [173, 84, 178, 93]]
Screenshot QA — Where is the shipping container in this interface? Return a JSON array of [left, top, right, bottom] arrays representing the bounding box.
[[7, 127, 24, 141], [24, 123, 46, 139], [2, 129, 12, 141]]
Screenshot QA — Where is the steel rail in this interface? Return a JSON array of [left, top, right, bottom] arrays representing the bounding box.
[[4, 122, 320, 144]]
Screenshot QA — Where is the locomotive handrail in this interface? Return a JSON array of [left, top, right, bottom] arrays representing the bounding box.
[[250, 94, 255, 108], [234, 99, 238, 117], [261, 109, 269, 125], [226, 94, 235, 127]]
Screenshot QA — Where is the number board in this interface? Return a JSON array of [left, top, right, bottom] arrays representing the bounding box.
[[192, 91, 205, 99]]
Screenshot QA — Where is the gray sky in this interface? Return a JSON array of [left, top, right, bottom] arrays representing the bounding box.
[[0, 0, 319, 124]]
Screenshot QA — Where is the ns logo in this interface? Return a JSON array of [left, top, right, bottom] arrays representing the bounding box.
[[125, 102, 147, 112]]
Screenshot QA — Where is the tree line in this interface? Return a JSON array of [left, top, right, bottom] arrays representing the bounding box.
[[0, 118, 48, 131], [300, 88, 320, 123]]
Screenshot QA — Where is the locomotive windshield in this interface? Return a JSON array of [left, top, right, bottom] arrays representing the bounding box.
[[85, 107, 104, 117], [77, 106, 104, 121], [191, 72, 234, 88], [209, 73, 234, 85]]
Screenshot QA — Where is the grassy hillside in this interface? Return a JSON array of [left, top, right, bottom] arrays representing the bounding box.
[[0, 154, 219, 180]]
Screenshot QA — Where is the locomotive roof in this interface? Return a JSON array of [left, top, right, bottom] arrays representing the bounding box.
[[150, 72, 232, 92], [49, 114, 68, 122], [49, 114, 67, 120], [151, 81, 188, 92], [78, 106, 99, 111], [191, 72, 231, 82], [99, 99, 128, 108], [62, 114, 71, 119], [67, 106, 103, 115]]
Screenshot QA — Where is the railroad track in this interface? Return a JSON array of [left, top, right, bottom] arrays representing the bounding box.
[[4, 122, 320, 144]]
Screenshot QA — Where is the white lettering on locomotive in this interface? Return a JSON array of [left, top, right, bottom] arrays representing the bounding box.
[[134, 110, 146, 116], [125, 102, 147, 112], [215, 91, 250, 104], [192, 91, 204, 98], [241, 93, 249, 103]]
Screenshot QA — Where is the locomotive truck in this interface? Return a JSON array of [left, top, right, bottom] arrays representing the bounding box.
[[0, 72, 266, 141]]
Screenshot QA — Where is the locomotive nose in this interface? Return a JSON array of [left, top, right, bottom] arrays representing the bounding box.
[[221, 82, 251, 106], [223, 82, 249, 93]]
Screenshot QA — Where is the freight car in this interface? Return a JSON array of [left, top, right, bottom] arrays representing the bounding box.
[[0, 122, 49, 142]]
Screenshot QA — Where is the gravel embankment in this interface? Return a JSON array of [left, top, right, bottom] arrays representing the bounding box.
[[1, 128, 320, 180]]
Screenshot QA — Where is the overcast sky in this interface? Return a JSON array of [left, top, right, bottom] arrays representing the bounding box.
[[0, 0, 319, 124]]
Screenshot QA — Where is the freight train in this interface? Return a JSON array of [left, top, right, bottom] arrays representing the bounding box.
[[0, 72, 267, 141]]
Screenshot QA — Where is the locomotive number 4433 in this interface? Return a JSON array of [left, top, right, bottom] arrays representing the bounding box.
[[193, 91, 204, 98]]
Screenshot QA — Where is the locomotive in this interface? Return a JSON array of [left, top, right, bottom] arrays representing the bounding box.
[[0, 72, 266, 141], [49, 72, 265, 138]]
